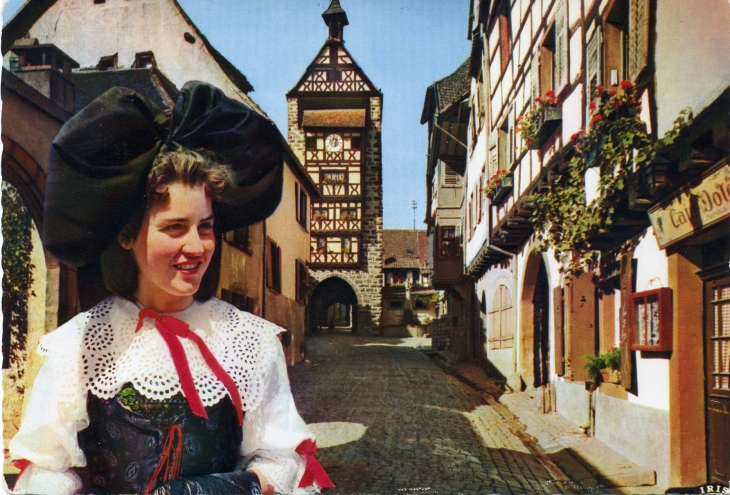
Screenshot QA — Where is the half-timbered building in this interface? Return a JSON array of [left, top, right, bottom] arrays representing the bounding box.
[[459, 0, 730, 489], [287, 0, 384, 333]]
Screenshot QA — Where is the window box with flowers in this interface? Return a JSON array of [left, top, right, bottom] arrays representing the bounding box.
[[484, 169, 513, 204], [528, 81, 691, 275], [518, 91, 562, 150]]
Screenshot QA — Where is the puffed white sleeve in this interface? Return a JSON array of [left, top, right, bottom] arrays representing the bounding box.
[[8, 318, 90, 495], [239, 329, 330, 495]]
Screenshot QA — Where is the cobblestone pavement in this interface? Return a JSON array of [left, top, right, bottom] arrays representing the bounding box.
[[288, 333, 562, 495]]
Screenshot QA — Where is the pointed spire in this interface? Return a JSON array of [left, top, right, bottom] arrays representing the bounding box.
[[322, 0, 349, 41]]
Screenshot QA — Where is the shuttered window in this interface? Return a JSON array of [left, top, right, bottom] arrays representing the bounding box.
[[266, 237, 282, 293], [554, 0, 569, 91], [586, 27, 602, 118], [489, 284, 514, 349], [628, 0, 649, 81]]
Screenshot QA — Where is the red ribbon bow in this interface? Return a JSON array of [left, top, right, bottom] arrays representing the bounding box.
[[296, 439, 335, 489], [136, 308, 243, 425]]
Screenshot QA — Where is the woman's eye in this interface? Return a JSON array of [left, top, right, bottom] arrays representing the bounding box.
[[163, 224, 185, 234], [198, 222, 214, 234]]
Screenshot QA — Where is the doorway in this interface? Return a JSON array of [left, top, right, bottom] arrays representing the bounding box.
[[705, 273, 730, 483], [533, 261, 550, 388]]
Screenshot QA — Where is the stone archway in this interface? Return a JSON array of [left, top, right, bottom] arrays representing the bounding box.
[[519, 250, 551, 389], [309, 277, 359, 334]]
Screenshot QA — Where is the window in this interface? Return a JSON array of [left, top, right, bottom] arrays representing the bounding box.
[[133, 51, 156, 69], [322, 171, 346, 184], [389, 300, 404, 310], [439, 226, 459, 257], [442, 163, 461, 186], [531, 1, 568, 101], [339, 208, 357, 220], [225, 226, 250, 254], [220, 288, 254, 313], [326, 69, 342, 82], [295, 183, 308, 229], [266, 237, 282, 293], [295, 259, 309, 304], [488, 284, 514, 349], [97, 54, 117, 71], [413, 299, 428, 310]]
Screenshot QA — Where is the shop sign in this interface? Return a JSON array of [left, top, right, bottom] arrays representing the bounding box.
[[649, 163, 730, 248]]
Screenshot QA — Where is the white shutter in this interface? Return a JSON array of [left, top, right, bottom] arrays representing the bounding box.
[[628, 0, 650, 81], [555, 0, 569, 90]]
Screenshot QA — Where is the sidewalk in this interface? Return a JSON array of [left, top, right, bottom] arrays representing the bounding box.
[[440, 356, 662, 495]]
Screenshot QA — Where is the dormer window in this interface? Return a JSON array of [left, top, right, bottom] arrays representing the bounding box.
[[97, 54, 117, 71], [133, 51, 156, 69]]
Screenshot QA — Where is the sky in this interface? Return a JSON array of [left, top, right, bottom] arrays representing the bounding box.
[[2, 0, 472, 230]]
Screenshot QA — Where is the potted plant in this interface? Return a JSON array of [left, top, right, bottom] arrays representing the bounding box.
[[584, 348, 621, 389], [517, 90, 561, 149], [483, 169, 513, 204], [312, 211, 328, 221]]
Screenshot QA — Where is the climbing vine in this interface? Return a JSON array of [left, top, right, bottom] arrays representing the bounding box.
[[2, 181, 35, 387], [526, 81, 691, 275]]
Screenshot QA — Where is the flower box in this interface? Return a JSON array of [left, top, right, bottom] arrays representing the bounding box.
[[527, 107, 562, 149], [488, 174, 514, 204]]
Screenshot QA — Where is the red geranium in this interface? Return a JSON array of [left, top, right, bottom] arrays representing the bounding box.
[[609, 89, 617, 96], [590, 114, 603, 124], [589, 102, 596, 111], [620, 80, 633, 89]]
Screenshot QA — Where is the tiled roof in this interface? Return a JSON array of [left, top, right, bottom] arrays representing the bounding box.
[[383, 229, 430, 270], [420, 57, 470, 124], [302, 109, 366, 127], [72, 67, 179, 112], [433, 58, 470, 114]]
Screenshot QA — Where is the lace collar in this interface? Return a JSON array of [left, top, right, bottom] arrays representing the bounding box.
[[39, 296, 281, 411]]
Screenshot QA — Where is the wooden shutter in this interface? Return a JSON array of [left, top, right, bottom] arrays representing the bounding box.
[[530, 53, 540, 103], [567, 272, 597, 382], [488, 130, 499, 177], [619, 255, 636, 389], [586, 27, 601, 99], [553, 286, 566, 376], [554, 0, 569, 90], [628, 0, 650, 81]]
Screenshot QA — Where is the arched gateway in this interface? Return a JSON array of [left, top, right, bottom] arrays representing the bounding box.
[[309, 277, 359, 333]]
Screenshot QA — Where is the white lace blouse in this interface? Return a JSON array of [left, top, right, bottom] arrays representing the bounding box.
[[9, 296, 320, 495]]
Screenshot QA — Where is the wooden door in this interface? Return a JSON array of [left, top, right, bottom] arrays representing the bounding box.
[[706, 275, 730, 483]]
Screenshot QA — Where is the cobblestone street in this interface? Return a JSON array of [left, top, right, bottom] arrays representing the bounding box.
[[289, 332, 561, 495]]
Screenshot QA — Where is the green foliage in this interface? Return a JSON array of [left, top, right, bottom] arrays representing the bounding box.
[[584, 348, 621, 381], [2, 182, 36, 387], [411, 291, 440, 306], [529, 82, 692, 275]]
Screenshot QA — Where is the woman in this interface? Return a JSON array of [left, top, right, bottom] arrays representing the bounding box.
[[9, 82, 334, 495]]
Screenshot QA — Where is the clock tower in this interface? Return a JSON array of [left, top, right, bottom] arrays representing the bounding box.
[[287, 0, 383, 333]]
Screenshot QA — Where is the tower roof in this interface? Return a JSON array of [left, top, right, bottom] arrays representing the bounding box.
[[322, 0, 349, 41], [322, 0, 349, 25]]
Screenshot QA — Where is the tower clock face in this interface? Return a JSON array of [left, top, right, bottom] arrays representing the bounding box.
[[325, 134, 344, 152]]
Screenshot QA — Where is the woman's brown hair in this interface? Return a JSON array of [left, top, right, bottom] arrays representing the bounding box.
[[101, 148, 233, 301]]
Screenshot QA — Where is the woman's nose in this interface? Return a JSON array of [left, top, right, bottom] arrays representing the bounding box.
[[182, 229, 205, 256]]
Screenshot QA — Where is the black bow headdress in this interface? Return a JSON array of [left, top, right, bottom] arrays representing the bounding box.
[[43, 81, 283, 267]]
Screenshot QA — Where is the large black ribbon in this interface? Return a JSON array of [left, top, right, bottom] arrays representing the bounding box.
[[44, 81, 283, 267]]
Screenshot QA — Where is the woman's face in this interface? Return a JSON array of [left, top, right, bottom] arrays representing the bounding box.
[[126, 183, 215, 312]]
